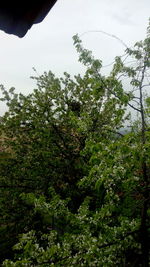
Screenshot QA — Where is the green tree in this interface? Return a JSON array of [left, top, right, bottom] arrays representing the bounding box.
[[1, 21, 150, 266], [0, 40, 126, 262]]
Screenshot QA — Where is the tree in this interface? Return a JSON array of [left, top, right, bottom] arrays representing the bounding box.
[[0, 40, 125, 262], [1, 20, 150, 266]]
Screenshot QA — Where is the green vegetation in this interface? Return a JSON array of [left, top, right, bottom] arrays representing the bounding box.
[[0, 21, 150, 266]]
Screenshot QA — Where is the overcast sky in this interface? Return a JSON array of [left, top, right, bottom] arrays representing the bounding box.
[[0, 0, 149, 114]]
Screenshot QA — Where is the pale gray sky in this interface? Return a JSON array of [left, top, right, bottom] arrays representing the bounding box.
[[0, 0, 149, 114]]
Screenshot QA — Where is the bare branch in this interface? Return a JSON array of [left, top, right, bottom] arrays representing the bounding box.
[[128, 102, 141, 112], [79, 30, 128, 49], [141, 84, 150, 89]]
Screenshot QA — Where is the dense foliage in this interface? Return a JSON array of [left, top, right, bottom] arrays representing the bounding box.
[[0, 21, 150, 266]]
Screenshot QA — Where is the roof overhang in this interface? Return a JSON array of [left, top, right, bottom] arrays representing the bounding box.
[[0, 0, 57, 37]]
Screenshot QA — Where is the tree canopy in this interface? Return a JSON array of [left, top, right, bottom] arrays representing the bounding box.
[[0, 20, 150, 266]]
